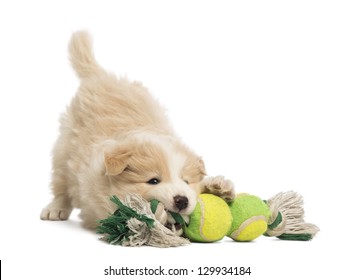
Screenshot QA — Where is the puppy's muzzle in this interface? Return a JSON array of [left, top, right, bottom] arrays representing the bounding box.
[[174, 195, 189, 211]]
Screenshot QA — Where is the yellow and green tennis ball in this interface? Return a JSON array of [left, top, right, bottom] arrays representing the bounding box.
[[227, 194, 271, 242], [183, 194, 232, 242]]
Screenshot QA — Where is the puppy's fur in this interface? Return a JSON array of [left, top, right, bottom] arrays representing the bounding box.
[[41, 31, 234, 229]]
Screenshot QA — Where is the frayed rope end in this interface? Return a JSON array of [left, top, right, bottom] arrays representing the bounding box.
[[265, 191, 319, 241]]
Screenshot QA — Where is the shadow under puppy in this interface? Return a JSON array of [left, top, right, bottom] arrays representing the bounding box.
[[41, 31, 235, 229]]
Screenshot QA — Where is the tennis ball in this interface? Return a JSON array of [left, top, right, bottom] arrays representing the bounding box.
[[228, 194, 270, 242], [184, 194, 232, 242]]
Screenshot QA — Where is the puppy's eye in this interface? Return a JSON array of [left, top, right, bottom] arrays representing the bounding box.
[[184, 180, 190, 184], [147, 178, 160, 185]]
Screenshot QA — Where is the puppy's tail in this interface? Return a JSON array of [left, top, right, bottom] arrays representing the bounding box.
[[68, 30, 102, 79]]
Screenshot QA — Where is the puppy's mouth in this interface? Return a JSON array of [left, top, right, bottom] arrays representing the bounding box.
[[165, 207, 190, 234], [172, 207, 194, 216], [151, 195, 194, 214], [162, 202, 193, 216], [166, 222, 183, 231]]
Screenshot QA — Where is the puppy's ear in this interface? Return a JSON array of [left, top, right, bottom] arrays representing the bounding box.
[[197, 158, 207, 176], [184, 157, 207, 184], [104, 147, 132, 176]]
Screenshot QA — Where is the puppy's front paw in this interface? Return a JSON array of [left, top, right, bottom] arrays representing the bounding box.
[[40, 208, 71, 220], [201, 176, 235, 201], [40, 196, 72, 221]]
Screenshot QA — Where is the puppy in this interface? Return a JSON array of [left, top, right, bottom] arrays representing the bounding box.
[[41, 31, 234, 229]]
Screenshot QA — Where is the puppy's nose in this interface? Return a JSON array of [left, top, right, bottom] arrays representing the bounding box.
[[174, 195, 189, 211]]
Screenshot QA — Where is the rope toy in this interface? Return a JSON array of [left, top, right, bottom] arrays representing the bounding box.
[[97, 191, 319, 247]]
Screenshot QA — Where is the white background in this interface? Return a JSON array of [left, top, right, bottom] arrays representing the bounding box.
[[0, 0, 353, 279]]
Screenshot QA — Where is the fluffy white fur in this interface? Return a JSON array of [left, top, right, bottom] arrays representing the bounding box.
[[41, 31, 235, 229]]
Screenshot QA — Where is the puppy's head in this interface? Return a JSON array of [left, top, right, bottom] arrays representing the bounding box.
[[103, 135, 206, 214]]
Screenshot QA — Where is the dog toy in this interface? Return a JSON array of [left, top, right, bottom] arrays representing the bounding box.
[[227, 194, 271, 241], [181, 192, 318, 242], [97, 191, 319, 247], [183, 194, 233, 242], [96, 195, 189, 247]]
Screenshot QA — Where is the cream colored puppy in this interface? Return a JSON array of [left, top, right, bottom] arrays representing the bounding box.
[[41, 31, 234, 229]]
